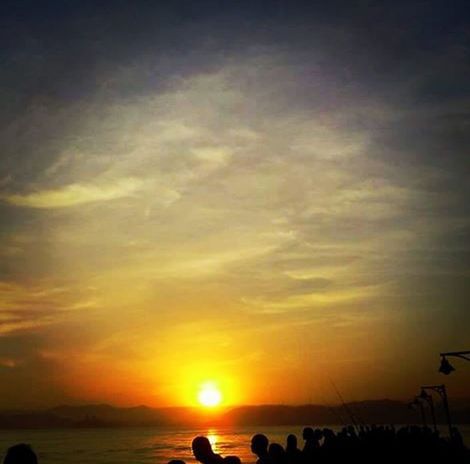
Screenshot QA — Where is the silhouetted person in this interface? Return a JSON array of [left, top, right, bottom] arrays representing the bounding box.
[[268, 443, 286, 464], [192, 436, 224, 464], [223, 456, 241, 464], [168, 460, 185, 464], [3, 444, 37, 464], [251, 434, 271, 464], [302, 427, 320, 461], [450, 427, 464, 448], [285, 434, 302, 464], [196, 425, 470, 464]]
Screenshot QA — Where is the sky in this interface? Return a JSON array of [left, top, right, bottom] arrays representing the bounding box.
[[0, 0, 469, 410]]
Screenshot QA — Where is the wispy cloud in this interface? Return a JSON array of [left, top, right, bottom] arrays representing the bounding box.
[[2, 177, 143, 208], [0, 0, 469, 407]]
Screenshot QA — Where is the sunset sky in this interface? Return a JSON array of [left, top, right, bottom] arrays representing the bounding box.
[[0, 1, 469, 409]]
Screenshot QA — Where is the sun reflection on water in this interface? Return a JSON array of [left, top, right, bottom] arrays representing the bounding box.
[[207, 430, 219, 453]]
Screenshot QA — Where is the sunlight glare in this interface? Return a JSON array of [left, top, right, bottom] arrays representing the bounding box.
[[198, 382, 222, 408]]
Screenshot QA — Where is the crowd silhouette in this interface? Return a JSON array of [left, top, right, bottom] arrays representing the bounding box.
[[2, 425, 469, 463], [188, 425, 469, 464]]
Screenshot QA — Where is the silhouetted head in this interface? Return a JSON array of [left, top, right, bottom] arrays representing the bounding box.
[[223, 456, 241, 464], [268, 443, 285, 464], [286, 434, 297, 451], [251, 434, 269, 457], [168, 460, 186, 464], [4, 444, 37, 464], [322, 429, 335, 441], [192, 436, 214, 463], [302, 427, 314, 441]]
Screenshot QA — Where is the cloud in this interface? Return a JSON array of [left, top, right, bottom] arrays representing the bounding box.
[[0, 280, 96, 336], [2, 177, 143, 208], [0, 1, 469, 406]]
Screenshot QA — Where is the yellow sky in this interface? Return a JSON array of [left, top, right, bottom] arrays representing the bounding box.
[[0, 50, 469, 409]]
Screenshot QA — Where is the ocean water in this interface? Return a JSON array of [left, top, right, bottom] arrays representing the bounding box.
[[0, 425, 469, 464]]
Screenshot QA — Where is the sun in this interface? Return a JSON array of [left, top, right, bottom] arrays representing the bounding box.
[[198, 382, 222, 408]]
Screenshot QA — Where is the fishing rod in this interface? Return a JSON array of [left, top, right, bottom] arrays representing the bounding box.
[[319, 390, 347, 428], [294, 328, 361, 430], [314, 380, 348, 428], [328, 377, 360, 430], [347, 399, 366, 428]]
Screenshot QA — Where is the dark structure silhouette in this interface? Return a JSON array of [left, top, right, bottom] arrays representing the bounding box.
[[439, 350, 470, 375], [3, 444, 38, 464]]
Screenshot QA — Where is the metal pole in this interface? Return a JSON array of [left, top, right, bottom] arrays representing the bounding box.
[[427, 395, 437, 433], [440, 385, 453, 437], [422, 385, 453, 438], [440, 350, 470, 359], [417, 400, 427, 427]]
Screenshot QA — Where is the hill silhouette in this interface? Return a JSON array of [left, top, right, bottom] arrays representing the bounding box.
[[1, 399, 470, 429]]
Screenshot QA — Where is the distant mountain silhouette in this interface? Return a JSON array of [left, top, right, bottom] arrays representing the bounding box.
[[1, 400, 470, 429], [49, 404, 169, 426]]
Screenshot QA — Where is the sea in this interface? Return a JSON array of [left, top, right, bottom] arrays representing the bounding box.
[[0, 425, 469, 464]]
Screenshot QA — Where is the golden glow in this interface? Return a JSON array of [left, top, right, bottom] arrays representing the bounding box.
[[207, 431, 219, 453], [198, 382, 222, 408], [3, 56, 468, 410]]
